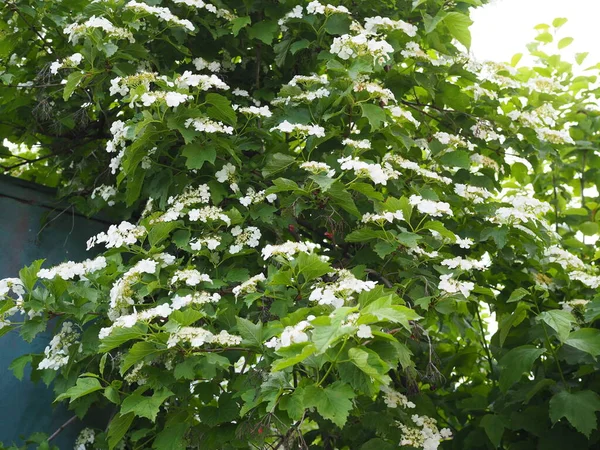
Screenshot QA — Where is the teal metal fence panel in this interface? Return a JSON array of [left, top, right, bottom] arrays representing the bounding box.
[[0, 175, 108, 448]]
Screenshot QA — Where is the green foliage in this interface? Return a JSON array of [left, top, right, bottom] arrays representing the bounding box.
[[1, 0, 600, 449]]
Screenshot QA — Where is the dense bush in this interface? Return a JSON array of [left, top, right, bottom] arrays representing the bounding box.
[[2, 0, 600, 448]]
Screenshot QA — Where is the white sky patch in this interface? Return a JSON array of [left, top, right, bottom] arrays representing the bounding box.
[[471, 0, 600, 66]]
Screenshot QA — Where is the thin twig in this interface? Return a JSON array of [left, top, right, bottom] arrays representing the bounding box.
[[48, 416, 77, 441]]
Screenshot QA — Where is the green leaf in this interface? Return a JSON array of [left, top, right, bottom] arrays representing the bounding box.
[[303, 382, 355, 427], [443, 12, 473, 48], [565, 328, 600, 357], [235, 317, 263, 348], [290, 39, 310, 54], [374, 241, 396, 259], [262, 153, 296, 177], [231, 16, 251, 36], [360, 295, 420, 329], [576, 52, 589, 65], [558, 37, 574, 49], [360, 104, 386, 131], [439, 150, 470, 169], [536, 32, 553, 43], [327, 182, 361, 218], [423, 221, 456, 240], [63, 71, 85, 101], [120, 388, 173, 422], [511, 53, 523, 67], [549, 390, 600, 437], [348, 347, 391, 384], [206, 93, 237, 126], [247, 21, 278, 45], [152, 423, 188, 450], [508, 288, 529, 303], [552, 17, 568, 28], [182, 142, 216, 169], [311, 323, 348, 354], [122, 341, 163, 373], [480, 414, 506, 448], [345, 228, 388, 243], [99, 324, 148, 352], [148, 221, 181, 247], [272, 344, 317, 371], [126, 167, 145, 206], [55, 377, 102, 403], [9, 354, 32, 380], [537, 310, 574, 342], [295, 252, 331, 282], [107, 413, 135, 450], [325, 14, 351, 35], [579, 221, 598, 236], [498, 345, 545, 392]]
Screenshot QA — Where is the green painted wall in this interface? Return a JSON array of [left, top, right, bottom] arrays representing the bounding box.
[[0, 175, 108, 448]]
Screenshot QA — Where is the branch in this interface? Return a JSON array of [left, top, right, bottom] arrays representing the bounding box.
[[48, 416, 77, 441], [5, 2, 54, 55]]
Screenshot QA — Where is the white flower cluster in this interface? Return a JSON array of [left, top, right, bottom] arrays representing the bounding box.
[[388, 106, 420, 126], [233, 273, 266, 298], [172, 291, 221, 309], [306, 1, 350, 15], [338, 156, 399, 185], [399, 414, 452, 450], [185, 117, 234, 134], [91, 184, 117, 205], [380, 385, 416, 409], [154, 185, 211, 222], [272, 87, 331, 106], [300, 161, 335, 177], [441, 252, 491, 272], [340, 313, 373, 338], [167, 327, 241, 348], [106, 119, 130, 155], [171, 269, 212, 286], [561, 298, 589, 313], [471, 120, 505, 143], [455, 236, 474, 249], [261, 241, 321, 260], [109, 71, 157, 97], [569, 271, 600, 289], [190, 236, 221, 251], [49, 53, 83, 75], [175, 72, 229, 90], [438, 274, 474, 299], [109, 259, 158, 313], [239, 187, 277, 207], [454, 184, 493, 203], [492, 195, 551, 225], [383, 154, 452, 185], [125, 1, 194, 31], [469, 153, 499, 172], [188, 206, 231, 225], [543, 245, 586, 271], [74, 428, 95, 450], [216, 163, 239, 192], [64, 16, 134, 44], [99, 303, 173, 339], [235, 105, 272, 117], [0, 277, 25, 301], [38, 256, 107, 280], [535, 127, 574, 145], [270, 121, 326, 138], [139, 91, 192, 108], [38, 322, 81, 370], [230, 226, 262, 253], [192, 57, 221, 72], [278, 5, 303, 32], [342, 138, 371, 150], [361, 210, 404, 224], [330, 32, 394, 64], [265, 319, 313, 350], [173, 0, 236, 20], [87, 221, 146, 250], [434, 131, 472, 149], [364, 16, 418, 36], [401, 42, 453, 67], [288, 74, 329, 86], [409, 195, 453, 217], [309, 269, 377, 308], [354, 79, 396, 105]]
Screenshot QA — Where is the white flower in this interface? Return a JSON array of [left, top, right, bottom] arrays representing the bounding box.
[[37, 256, 107, 280], [171, 269, 212, 286], [309, 269, 376, 308], [357, 324, 373, 339], [409, 195, 453, 217], [232, 273, 266, 298], [86, 222, 146, 250], [338, 156, 399, 185], [261, 241, 321, 259], [185, 117, 233, 134], [438, 274, 474, 298], [229, 226, 262, 253], [38, 322, 81, 370], [270, 121, 326, 137], [265, 320, 312, 350], [300, 161, 335, 177]]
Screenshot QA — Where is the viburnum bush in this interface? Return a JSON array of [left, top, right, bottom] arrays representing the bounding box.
[[3, 0, 600, 448]]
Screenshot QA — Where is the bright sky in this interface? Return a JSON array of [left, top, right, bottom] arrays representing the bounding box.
[[471, 0, 600, 66]]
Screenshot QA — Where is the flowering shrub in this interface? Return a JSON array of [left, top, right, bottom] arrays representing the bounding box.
[[2, 0, 600, 449]]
